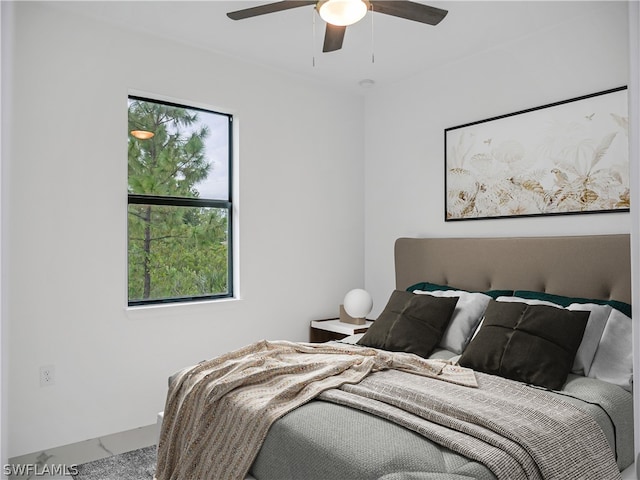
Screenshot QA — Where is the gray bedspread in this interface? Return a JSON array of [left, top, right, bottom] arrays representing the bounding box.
[[251, 400, 496, 480], [251, 371, 632, 480]]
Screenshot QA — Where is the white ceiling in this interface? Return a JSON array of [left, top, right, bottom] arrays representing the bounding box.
[[49, 1, 608, 94]]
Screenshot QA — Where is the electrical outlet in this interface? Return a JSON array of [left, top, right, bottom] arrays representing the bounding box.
[[40, 365, 55, 387]]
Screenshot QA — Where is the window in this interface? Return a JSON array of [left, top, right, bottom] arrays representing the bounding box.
[[127, 96, 233, 306]]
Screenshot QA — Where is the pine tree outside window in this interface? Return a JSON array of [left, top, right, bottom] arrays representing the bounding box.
[[127, 96, 233, 306]]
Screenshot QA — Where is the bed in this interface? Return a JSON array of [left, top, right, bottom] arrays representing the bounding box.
[[156, 234, 634, 480]]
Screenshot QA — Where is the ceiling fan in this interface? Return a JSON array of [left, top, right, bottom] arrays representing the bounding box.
[[227, 0, 448, 53]]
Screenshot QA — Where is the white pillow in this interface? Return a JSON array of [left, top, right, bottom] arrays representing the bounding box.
[[494, 296, 610, 376], [495, 296, 559, 307], [566, 303, 611, 376], [588, 309, 633, 392], [414, 290, 491, 354]]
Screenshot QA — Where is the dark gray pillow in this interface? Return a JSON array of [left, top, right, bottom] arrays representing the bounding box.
[[358, 290, 459, 358], [459, 300, 589, 390], [357, 290, 411, 348]]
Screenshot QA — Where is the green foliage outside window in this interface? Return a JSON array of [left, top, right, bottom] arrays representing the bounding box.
[[127, 97, 232, 305]]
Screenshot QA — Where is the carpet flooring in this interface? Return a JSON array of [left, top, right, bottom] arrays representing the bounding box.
[[73, 445, 156, 480]]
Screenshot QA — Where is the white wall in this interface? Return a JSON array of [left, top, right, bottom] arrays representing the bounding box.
[[363, 2, 631, 315], [4, 2, 365, 457], [0, 1, 8, 475], [628, 1, 640, 474]]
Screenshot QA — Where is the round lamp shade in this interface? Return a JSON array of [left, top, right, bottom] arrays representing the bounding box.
[[343, 289, 373, 319], [318, 0, 368, 27]]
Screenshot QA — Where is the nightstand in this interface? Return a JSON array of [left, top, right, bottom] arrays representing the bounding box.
[[309, 318, 373, 343]]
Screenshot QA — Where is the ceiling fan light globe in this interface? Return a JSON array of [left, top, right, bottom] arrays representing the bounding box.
[[319, 0, 368, 27]]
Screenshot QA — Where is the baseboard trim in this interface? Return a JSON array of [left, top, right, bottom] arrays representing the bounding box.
[[7, 424, 157, 474]]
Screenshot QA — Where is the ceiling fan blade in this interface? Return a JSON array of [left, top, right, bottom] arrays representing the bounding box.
[[323, 23, 346, 52], [227, 1, 316, 20], [369, 1, 447, 25]]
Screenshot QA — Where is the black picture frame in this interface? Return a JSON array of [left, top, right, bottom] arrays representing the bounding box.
[[444, 86, 629, 221]]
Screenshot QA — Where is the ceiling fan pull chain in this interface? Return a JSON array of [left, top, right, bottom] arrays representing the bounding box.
[[370, 2, 375, 63], [312, 10, 316, 67], [311, 8, 316, 67]]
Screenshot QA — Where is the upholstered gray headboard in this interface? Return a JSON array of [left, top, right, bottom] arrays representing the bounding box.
[[395, 235, 631, 304]]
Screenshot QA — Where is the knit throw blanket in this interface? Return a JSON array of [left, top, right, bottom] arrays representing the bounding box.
[[320, 369, 621, 480], [154, 340, 477, 480]]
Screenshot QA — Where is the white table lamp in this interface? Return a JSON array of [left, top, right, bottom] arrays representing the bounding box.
[[340, 289, 373, 325]]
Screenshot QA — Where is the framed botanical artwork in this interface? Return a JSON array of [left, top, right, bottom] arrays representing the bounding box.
[[444, 86, 629, 221]]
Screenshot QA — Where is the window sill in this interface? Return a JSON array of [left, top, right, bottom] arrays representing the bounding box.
[[125, 296, 241, 320]]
